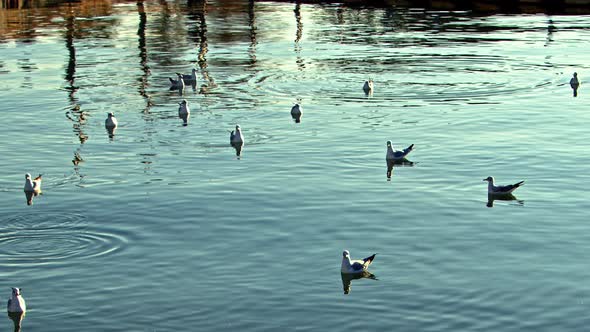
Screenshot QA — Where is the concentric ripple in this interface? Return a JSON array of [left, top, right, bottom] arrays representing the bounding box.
[[0, 212, 128, 267]]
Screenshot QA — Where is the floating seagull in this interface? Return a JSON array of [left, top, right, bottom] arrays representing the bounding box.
[[23, 174, 42, 193], [178, 99, 190, 125], [341, 250, 376, 275], [169, 73, 185, 90], [570, 72, 580, 97], [362, 79, 374, 94], [7, 287, 26, 313], [386, 141, 414, 161], [483, 176, 524, 195], [179, 68, 198, 83], [105, 112, 118, 128], [291, 104, 302, 123], [230, 125, 244, 144]]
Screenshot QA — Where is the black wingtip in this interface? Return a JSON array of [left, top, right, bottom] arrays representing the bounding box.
[[364, 253, 377, 264], [515, 180, 525, 187]]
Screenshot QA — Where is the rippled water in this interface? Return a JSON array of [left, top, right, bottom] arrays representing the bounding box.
[[1, 1, 590, 330]]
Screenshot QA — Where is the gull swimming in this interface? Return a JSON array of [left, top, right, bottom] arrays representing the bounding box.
[[178, 99, 190, 125], [291, 104, 302, 123], [105, 112, 118, 128], [363, 79, 374, 94], [570, 72, 580, 97], [386, 141, 414, 161], [341, 250, 376, 274], [483, 176, 524, 195], [230, 125, 244, 144], [7, 287, 26, 313], [180, 68, 198, 83], [169, 73, 185, 90], [23, 174, 42, 193]]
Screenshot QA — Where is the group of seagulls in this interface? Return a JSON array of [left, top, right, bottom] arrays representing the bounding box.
[[17, 72, 578, 301]]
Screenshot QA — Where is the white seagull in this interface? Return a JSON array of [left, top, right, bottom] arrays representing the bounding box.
[[291, 104, 302, 122], [483, 176, 524, 195], [178, 99, 190, 125], [7, 287, 26, 313], [169, 73, 185, 90], [341, 250, 376, 274], [23, 174, 42, 193], [363, 79, 374, 94], [230, 125, 244, 144], [386, 141, 414, 161], [105, 112, 118, 128]]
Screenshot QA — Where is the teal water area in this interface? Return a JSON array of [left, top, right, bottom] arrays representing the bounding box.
[[1, 1, 589, 330]]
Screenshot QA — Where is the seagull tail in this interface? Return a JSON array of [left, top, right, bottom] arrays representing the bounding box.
[[34, 174, 42, 181], [363, 253, 377, 267], [514, 180, 524, 187]]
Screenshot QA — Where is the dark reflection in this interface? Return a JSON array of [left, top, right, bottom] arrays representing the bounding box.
[[341, 271, 377, 295], [545, 18, 556, 46], [231, 142, 244, 158], [486, 193, 524, 208], [137, 0, 153, 111], [64, 9, 78, 101], [570, 72, 579, 97], [247, 0, 257, 66], [24, 190, 38, 206], [294, 3, 303, 43], [186, 0, 215, 94], [7, 311, 25, 332], [386, 159, 414, 181]]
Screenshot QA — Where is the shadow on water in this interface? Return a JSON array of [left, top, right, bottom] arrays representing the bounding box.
[[386, 159, 414, 181], [486, 193, 524, 208], [8, 311, 25, 332], [231, 141, 244, 158], [341, 271, 378, 295]]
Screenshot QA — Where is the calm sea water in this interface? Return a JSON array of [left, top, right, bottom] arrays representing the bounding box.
[[1, 1, 590, 330]]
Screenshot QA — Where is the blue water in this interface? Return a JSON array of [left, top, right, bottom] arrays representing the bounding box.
[[1, 1, 590, 330]]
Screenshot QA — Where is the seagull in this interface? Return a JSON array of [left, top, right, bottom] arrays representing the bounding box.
[[105, 112, 118, 128], [230, 125, 244, 144], [570, 72, 580, 97], [179, 68, 198, 83], [341, 250, 376, 274], [178, 99, 190, 125], [483, 176, 524, 195], [169, 73, 185, 90], [291, 104, 302, 123], [23, 174, 42, 193], [386, 141, 414, 161], [7, 287, 26, 313], [362, 79, 374, 94]]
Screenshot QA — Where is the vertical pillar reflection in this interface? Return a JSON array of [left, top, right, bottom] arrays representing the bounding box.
[[137, 0, 153, 112]]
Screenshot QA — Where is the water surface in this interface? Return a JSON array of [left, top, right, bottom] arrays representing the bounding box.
[[1, 1, 590, 330]]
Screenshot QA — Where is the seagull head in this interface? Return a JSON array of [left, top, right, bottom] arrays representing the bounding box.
[[386, 141, 392, 147], [235, 125, 241, 130], [342, 250, 350, 258], [25, 173, 31, 179], [574, 72, 578, 77], [11, 287, 21, 297], [107, 112, 115, 118], [179, 99, 188, 105], [483, 176, 494, 182]]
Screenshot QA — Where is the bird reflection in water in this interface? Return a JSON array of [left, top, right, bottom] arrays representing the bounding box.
[[486, 193, 524, 208], [8, 311, 25, 332], [24, 190, 37, 206], [341, 271, 377, 295], [570, 72, 580, 97], [386, 159, 414, 181], [231, 142, 244, 158]]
